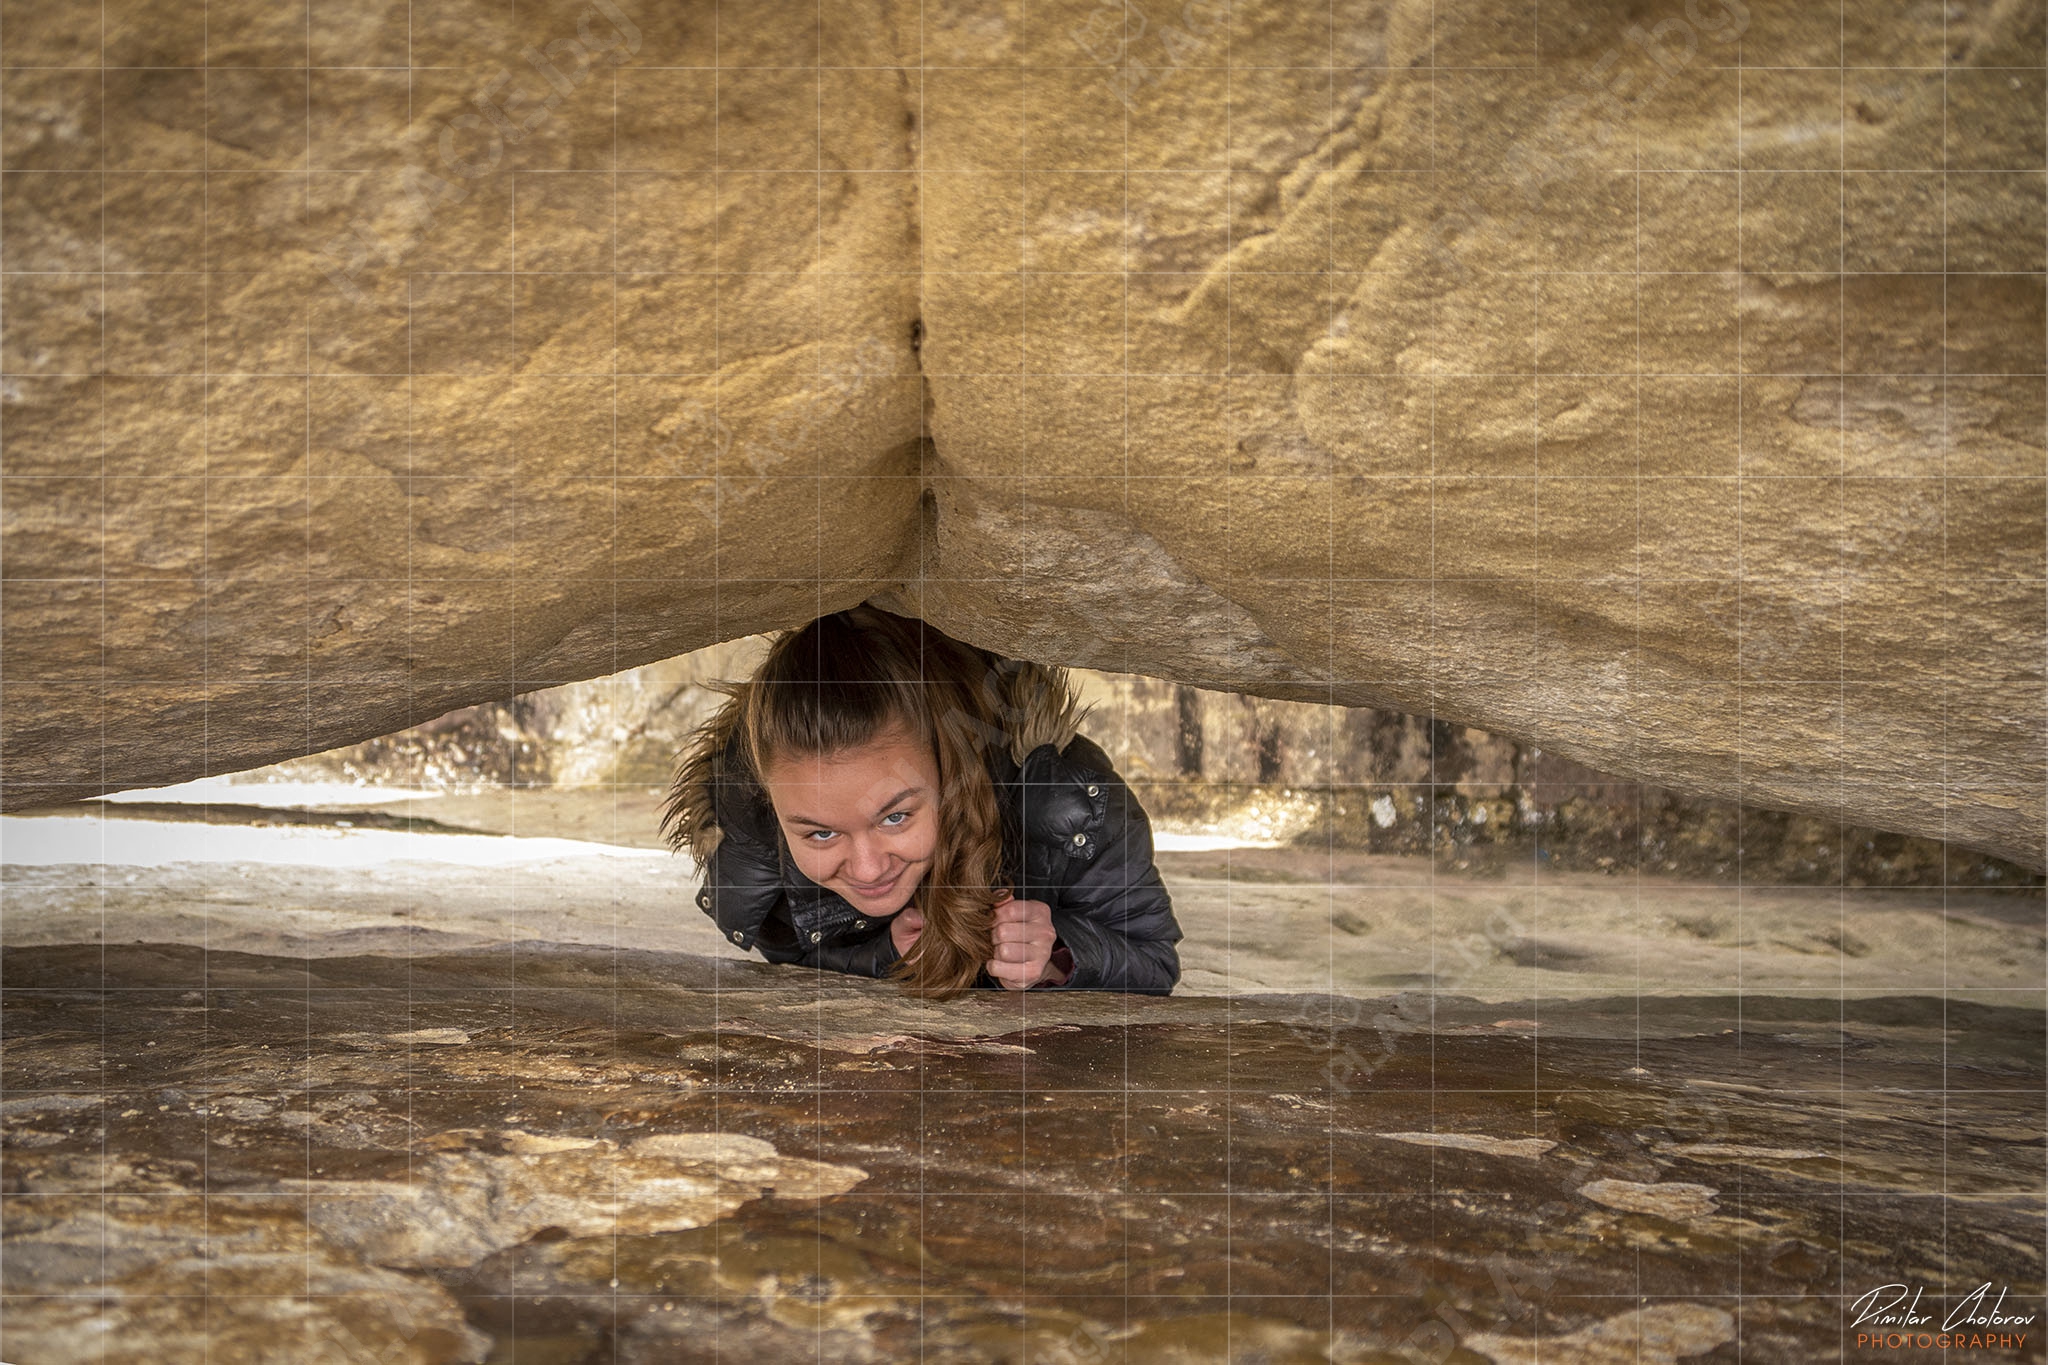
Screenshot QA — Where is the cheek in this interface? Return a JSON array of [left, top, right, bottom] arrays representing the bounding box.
[[785, 839, 834, 880]]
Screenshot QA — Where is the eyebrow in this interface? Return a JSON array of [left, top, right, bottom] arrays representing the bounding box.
[[782, 786, 925, 830]]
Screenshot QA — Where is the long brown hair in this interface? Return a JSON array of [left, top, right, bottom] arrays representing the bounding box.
[[663, 605, 1087, 1000]]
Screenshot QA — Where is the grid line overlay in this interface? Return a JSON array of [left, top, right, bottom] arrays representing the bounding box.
[[0, 0, 2039, 1358]]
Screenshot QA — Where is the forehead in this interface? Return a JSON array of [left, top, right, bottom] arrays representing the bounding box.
[[760, 723, 937, 797]]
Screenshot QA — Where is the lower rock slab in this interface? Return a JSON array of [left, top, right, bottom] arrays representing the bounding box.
[[3, 944, 2043, 1362]]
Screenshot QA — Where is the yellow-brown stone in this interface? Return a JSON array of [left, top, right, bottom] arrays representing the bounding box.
[[2, 0, 2041, 866]]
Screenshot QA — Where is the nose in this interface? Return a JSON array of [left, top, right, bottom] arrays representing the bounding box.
[[845, 837, 894, 886]]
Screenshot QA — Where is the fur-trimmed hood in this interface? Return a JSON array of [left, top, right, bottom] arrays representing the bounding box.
[[659, 656, 1091, 865]]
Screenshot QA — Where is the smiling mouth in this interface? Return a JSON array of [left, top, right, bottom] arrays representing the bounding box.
[[845, 869, 901, 896]]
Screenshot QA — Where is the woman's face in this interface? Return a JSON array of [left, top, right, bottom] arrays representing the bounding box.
[[758, 719, 941, 917]]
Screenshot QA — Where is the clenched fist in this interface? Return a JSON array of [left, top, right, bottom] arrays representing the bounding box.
[[889, 904, 924, 957], [986, 890, 1067, 990]]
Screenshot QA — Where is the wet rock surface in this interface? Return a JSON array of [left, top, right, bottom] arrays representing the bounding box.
[[5, 943, 2043, 1362]]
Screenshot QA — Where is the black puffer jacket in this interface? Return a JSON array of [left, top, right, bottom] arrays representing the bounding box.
[[666, 694, 1182, 995]]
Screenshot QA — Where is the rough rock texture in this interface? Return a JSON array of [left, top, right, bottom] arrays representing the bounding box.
[[219, 637, 2045, 886], [2, 0, 2044, 867], [3, 942, 2043, 1362], [3, 1184, 497, 1364]]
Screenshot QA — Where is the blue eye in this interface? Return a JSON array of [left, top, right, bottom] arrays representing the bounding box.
[[881, 811, 909, 827], [804, 830, 836, 843]]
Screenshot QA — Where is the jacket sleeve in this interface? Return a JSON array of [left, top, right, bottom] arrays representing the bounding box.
[[802, 925, 904, 979], [698, 825, 787, 953], [1039, 767, 1182, 995]]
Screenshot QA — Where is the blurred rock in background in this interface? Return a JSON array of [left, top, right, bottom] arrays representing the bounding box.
[[235, 638, 2036, 891]]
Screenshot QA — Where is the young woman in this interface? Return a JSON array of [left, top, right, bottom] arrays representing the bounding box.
[[660, 606, 1182, 998]]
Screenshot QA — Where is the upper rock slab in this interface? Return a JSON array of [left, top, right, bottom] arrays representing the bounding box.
[[1, 0, 2041, 866]]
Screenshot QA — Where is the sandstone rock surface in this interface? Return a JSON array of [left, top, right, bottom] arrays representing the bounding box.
[[2, 0, 2042, 866], [3, 942, 2043, 1361]]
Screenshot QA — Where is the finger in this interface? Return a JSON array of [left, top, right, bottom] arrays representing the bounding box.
[[993, 899, 1028, 924], [986, 958, 1032, 986], [994, 942, 1038, 964], [992, 921, 1047, 945]]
